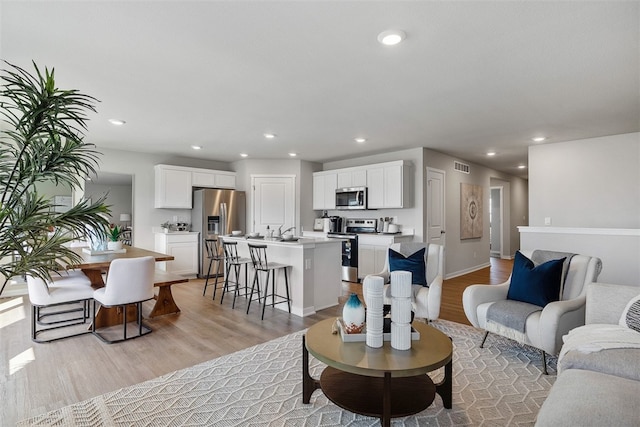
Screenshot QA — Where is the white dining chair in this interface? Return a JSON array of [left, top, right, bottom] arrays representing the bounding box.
[[27, 272, 94, 343], [92, 256, 155, 343]]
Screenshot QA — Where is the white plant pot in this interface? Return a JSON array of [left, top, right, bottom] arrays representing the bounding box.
[[107, 241, 123, 251]]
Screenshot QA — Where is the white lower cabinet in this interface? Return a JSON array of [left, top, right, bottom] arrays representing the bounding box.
[[154, 232, 199, 276], [358, 244, 387, 279], [357, 234, 414, 280]]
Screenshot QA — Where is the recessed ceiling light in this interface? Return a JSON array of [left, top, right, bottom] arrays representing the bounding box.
[[288, 152, 297, 157], [518, 165, 527, 169], [264, 133, 276, 139], [487, 151, 496, 156], [108, 119, 126, 126], [240, 153, 248, 158], [532, 136, 546, 142], [191, 145, 202, 150], [377, 30, 406, 46], [354, 138, 367, 143]]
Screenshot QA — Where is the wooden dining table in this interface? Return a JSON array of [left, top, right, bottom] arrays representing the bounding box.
[[62, 246, 188, 328]]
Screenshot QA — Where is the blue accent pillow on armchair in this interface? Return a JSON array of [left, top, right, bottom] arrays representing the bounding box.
[[389, 248, 427, 286], [507, 251, 565, 307]]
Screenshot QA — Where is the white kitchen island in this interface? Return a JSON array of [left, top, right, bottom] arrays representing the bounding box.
[[221, 236, 343, 317]]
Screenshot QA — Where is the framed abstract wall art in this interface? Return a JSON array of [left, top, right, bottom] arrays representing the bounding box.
[[460, 183, 483, 239]]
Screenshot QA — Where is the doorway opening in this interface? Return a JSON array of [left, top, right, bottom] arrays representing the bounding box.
[[489, 186, 503, 258]]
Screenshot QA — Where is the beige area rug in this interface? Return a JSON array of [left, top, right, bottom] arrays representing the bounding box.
[[18, 320, 556, 426]]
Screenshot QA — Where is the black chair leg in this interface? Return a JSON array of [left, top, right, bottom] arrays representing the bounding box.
[[203, 258, 214, 296], [220, 261, 232, 304], [480, 331, 489, 348], [212, 259, 223, 300], [262, 271, 271, 321], [541, 350, 548, 375], [123, 304, 127, 341], [247, 271, 259, 314], [284, 268, 291, 313]]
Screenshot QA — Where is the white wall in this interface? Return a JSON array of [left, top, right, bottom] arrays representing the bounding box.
[[528, 132, 640, 228], [423, 149, 528, 277], [523, 132, 640, 286]]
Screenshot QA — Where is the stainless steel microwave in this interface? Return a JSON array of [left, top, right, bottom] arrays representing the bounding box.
[[335, 187, 367, 210]]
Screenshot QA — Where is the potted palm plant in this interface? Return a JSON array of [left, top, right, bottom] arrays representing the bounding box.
[[107, 224, 123, 250], [0, 61, 111, 294]]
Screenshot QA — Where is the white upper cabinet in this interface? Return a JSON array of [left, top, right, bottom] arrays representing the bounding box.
[[155, 164, 236, 209], [312, 172, 337, 210], [366, 161, 410, 209], [337, 168, 367, 188], [155, 165, 193, 208], [314, 160, 411, 211], [192, 168, 236, 189]]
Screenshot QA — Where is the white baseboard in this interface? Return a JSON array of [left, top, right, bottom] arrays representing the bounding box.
[[445, 262, 491, 280]]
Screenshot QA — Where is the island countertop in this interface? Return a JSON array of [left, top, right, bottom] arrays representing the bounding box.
[[222, 235, 344, 247], [220, 234, 342, 317]]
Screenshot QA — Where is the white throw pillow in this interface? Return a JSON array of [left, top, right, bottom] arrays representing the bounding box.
[[619, 294, 640, 333]]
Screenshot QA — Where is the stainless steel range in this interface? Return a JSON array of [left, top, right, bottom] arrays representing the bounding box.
[[327, 219, 378, 282]]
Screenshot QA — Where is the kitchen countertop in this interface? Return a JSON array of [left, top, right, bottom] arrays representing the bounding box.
[[303, 230, 415, 238], [223, 235, 344, 247]]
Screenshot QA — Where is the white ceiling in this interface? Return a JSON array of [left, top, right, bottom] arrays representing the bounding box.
[[2, 1, 639, 179]]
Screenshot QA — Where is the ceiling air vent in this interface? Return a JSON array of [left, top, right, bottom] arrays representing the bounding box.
[[454, 161, 470, 174]]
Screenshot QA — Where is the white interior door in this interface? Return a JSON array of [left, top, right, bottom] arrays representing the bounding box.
[[252, 175, 296, 235], [426, 167, 446, 247]]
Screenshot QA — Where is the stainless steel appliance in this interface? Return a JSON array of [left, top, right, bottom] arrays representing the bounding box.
[[192, 188, 246, 278], [327, 232, 358, 282], [345, 218, 378, 234], [335, 187, 368, 210]]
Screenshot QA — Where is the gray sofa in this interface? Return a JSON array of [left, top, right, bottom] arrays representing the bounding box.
[[535, 282, 640, 427]]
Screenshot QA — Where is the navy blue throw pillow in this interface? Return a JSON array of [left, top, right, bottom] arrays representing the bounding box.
[[507, 251, 565, 307], [388, 248, 427, 286]]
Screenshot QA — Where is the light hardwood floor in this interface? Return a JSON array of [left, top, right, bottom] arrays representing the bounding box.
[[0, 258, 512, 424]]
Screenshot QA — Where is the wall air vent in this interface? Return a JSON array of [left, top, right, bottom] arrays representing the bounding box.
[[454, 161, 470, 174]]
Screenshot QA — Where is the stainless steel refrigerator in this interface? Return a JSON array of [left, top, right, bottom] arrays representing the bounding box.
[[192, 188, 246, 278]]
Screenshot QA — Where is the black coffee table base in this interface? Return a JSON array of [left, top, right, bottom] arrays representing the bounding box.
[[302, 335, 453, 427]]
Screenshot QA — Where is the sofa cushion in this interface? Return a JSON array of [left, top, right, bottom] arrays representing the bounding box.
[[619, 294, 640, 333], [535, 369, 640, 427], [389, 248, 427, 286], [507, 251, 564, 307], [558, 323, 640, 381]]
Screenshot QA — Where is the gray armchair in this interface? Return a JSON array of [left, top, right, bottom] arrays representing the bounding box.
[[462, 249, 602, 374]]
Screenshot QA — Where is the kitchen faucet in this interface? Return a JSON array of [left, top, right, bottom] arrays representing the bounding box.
[[280, 226, 296, 235]]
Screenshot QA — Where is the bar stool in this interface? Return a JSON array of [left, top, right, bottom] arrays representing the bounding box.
[[203, 238, 225, 299], [247, 243, 292, 320], [220, 240, 252, 308]]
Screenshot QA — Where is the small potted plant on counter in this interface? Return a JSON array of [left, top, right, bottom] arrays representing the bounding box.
[[107, 224, 123, 250], [160, 221, 171, 233]]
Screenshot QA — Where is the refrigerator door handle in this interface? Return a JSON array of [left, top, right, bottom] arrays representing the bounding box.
[[220, 202, 227, 235]]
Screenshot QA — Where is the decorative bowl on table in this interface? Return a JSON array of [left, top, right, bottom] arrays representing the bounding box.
[[282, 234, 296, 241], [248, 232, 260, 238], [231, 230, 243, 236]]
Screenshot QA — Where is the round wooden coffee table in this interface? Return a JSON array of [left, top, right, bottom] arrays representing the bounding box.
[[303, 317, 452, 427]]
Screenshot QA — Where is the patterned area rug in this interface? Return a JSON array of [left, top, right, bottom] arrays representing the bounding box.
[[18, 320, 556, 426]]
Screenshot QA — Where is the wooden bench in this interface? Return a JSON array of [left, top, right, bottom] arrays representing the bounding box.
[[150, 269, 189, 317]]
